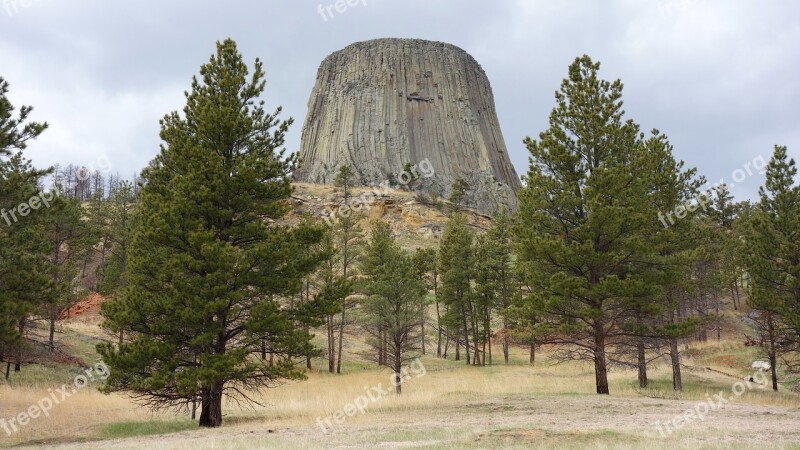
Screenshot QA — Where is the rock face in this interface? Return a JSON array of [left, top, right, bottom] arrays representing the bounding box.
[[294, 38, 521, 214]]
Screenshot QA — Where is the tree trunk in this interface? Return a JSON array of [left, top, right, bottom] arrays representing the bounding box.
[[487, 330, 492, 366], [49, 312, 57, 353], [637, 340, 648, 388], [336, 300, 345, 374], [300, 282, 311, 370], [767, 316, 779, 391], [529, 343, 535, 365], [198, 382, 224, 427], [327, 316, 336, 373], [670, 337, 682, 392], [462, 305, 471, 365], [593, 321, 609, 395], [503, 318, 510, 365], [714, 291, 721, 342], [471, 312, 480, 366], [435, 299, 442, 358], [769, 350, 778, 392], [420, 304, 426, 356], [15, 319, 24, 372], [394, 351, 403, 394], [486, 308, 492, 366], [697, 291, 708, 342]]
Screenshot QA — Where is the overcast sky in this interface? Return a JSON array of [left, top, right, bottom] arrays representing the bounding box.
[[1, 0, 798, 200]]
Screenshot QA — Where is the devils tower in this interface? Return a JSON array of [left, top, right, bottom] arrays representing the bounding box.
[[294, 38, 521, 214]]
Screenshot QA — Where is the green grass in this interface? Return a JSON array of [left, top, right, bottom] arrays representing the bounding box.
[[100, 420, 197, 439], [4, 363, 88, 388]]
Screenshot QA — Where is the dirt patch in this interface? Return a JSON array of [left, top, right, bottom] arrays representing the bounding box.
[[59, 293, 106, 320]]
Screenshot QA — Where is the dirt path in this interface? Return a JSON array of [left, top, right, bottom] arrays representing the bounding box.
[[27, 395, 800, 449]]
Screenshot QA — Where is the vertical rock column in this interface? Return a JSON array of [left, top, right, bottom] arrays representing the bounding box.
[[294, 38, 521, 214]]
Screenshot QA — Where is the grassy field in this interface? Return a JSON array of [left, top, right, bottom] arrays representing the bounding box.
[[2, 313, 800, 449]]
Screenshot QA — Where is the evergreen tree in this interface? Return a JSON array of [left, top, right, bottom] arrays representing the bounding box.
[[98, 180, 137, 299], [449, 178, 469, 209], [334, 165, 356, 204], [412, 247, 437, 356], [98, 40, 326, 427], [315, 228, 352, 373], [473, 234, 495, 365], [333, 167, 362, 373], [41, 191, 90, 351], [0, 77, 51, 376], [402, 162, 420, 191], [746, 145, 800, 389], [514, 56, 658, 394], [438, 214, 475, 364], [476, 211, 517, 365], [620, 130, 702, 390], [360, 221, 426, 393]]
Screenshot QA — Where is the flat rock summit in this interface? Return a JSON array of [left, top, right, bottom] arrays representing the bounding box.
[[294, 38, 521, 214]]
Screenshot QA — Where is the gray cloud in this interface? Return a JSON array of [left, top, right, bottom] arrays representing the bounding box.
[[1, 0, 797, 200]]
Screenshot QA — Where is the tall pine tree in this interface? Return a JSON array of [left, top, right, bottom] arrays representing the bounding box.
[[0, 77, 52, 377], [746, 145, 800, 389], [98, 40, 326, 427], [514, 56, 659, 394]]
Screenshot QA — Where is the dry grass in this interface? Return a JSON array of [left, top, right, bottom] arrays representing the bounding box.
[[3, 313, 800, 449], [5, 342, 798, 449], [0, 386, 155, 447]]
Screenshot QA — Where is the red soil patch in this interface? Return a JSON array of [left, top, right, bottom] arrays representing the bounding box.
[[59, 293, 106, 320]]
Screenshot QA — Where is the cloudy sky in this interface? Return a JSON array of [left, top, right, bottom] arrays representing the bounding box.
[[1, 0, 798, 200]]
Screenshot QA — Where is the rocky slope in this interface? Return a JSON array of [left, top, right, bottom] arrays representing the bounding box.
[[293, 38, 521, 215], [287, 182, 493, 249]]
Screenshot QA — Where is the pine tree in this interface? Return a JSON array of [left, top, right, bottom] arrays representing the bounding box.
[[449, 178, 469, 209], [746, 145, 800, 389], [332, 166, 362, 373], [412, 247, 437, 356], [314, 228, 352, 373], [334, 165, 356, 204], [476, 211, 517, 365], [402, 162, 420, 191], [0, 77, 51, 376], [473, 235, 495, 365], [514, 56, 658, 394], [360, 221, 427, 393], [97, 40, 327, 427], [438, 214, 475, 364], [41, 191, 90, 351], [98, 180, 137, 298]]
